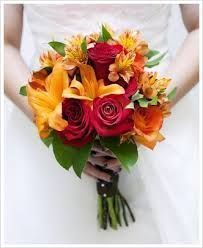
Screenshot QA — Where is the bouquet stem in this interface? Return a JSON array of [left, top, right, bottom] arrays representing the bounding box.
[[97, 173, 135, 230]]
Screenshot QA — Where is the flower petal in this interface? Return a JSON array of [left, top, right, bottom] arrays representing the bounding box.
[[63, 88, 93, 101], [134, 131, 165, 150], [48, 103, 68, 131], [27, 85, 56, 113], [62, 78, 92, 101], [35, 114, 51, 138], [29, 68, 48, 90], [97, 79, 125, 97], [108, 71, 119, 82], [79, 64, 98, 99], [45, 61, 69, 102]]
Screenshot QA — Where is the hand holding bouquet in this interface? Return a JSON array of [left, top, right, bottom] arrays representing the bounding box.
[[20, 24, 176, 230]]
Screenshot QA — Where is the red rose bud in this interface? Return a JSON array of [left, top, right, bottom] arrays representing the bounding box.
[[88, 42, 123, 80], [59, 99, 95, 147], [91, 94, 134, 137]]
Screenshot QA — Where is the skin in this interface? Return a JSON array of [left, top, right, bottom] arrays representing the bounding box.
[[4, 4, 199, 181]]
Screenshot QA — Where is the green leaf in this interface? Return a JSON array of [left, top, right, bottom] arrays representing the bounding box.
[[145, 52, 167, 68], [146, 49, 160, 59], [125, 102, 134, 110], [52, 132, 93, 177], [101, 25, 112, 42], [97, 35, 104, 42], [100, 137, 138, 170], [131, 91, 143, 101], [72, 142, 93, 178], [138, 96, 158, 107], [52, 133, 77, 170], [48, 41, 65, 56], [167, 87, 177, 101], [81, 37, 87, 53], [150, 96, 158, 105], [41, 132, 54, 147], [19, 86, 27, 96], [138, 98, 149, 108]]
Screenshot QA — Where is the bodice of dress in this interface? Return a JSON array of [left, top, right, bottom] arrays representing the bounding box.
[[24, 4, 171, 68]]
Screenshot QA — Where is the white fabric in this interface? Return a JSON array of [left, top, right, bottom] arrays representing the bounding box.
[[4, 4, 199, 245]]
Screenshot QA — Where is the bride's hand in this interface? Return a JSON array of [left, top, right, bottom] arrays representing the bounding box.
[[84, 141, 121, 182]]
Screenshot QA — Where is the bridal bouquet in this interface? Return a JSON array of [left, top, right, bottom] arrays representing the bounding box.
[[20, 25, 176, 230]]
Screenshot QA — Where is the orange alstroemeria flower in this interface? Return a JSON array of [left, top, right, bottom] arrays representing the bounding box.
[[108, 51, 135, 83], [132, 105, 164, 149], [39, 50, 61, 68], [133, 53, 147, 76], [27, 60, 68, 138], [63, 64, 125, 101], [139, 72, 171, 99]]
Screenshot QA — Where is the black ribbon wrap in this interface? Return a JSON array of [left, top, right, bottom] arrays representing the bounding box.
[[96, 168, 135, 230], [97, 173, 119, 197]]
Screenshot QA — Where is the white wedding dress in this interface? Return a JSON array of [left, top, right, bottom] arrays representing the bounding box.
[[4, 4, 200, 245]]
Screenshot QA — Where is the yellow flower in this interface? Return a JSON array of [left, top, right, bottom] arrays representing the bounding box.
[[39, 50, 61, 68], [118, 30, 149, 55], [108, 51, 135, 83], [27, 60, 68, 138], [139, 72, 171, 99], [64, 35, 87, 65], [63, 64, 125, 101]]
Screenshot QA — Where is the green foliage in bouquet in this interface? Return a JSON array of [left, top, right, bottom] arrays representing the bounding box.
[[19, 86, 27, 96], [48, 41, 66, 56], [100, 137, 138, 171], [145, 50, 167, 68], [42, 132, 138, 178], [97, 25, 113, 42], [167, 87, 177, 101]]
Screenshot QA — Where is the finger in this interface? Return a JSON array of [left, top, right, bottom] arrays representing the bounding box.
[[88, 156, 121, 172], [105, 158, 121, 172], [84, 162, 111, 182], [91, 147, 114, 157], [88, 156, 107, 166]]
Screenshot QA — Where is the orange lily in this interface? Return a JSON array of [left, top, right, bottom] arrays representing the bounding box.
[[27, 61, 68, 138], [63, 64, 125, 101]]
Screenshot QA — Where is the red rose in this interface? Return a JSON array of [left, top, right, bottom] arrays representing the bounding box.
[[88, 42, 123, 80], [91, 94, 134, 137], [59, 99, 95, 147]]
